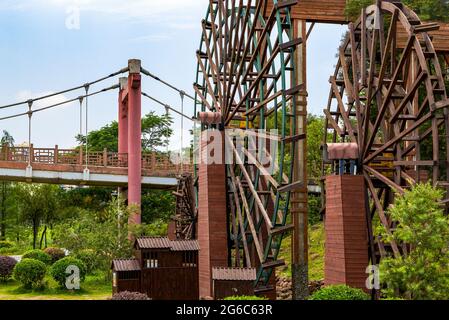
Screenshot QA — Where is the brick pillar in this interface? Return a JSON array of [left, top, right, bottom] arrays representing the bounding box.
[[198, 130, 228, 299], [325, 175, 369, 290], [127, 59, 142, 225]]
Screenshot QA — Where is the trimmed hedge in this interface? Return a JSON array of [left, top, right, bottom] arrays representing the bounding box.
[[0, 256, 17, 281], [22, 250, 52, 265], [43, 247, 66, 264], [50, 257, 86, 288], [309, 285, 370, 300], [13, 258, 47, 289], [111, 291, 151, 300]]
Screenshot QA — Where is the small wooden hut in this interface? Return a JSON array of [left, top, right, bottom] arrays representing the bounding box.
[[112, 237, 199, 300], [212, 267, 256, 299]]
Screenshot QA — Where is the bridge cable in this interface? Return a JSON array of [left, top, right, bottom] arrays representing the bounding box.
[[27, 101, 33, 167], [140, 67, 199, 103], [141, 91, 194, 121], [84, 84, 90, 169], [0, 84, 119, 122], [0, 67, 128, 110], [180, 91, 185, 171]]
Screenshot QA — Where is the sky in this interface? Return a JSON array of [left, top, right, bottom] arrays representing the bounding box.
[[0, 0, 347, 150]]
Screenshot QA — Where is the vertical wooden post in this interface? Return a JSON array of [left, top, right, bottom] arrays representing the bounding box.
[[54, 145, 59, 164], [292, 19, 309, 300], [30, 144, 34, 164], [103, 148, 108, 167]]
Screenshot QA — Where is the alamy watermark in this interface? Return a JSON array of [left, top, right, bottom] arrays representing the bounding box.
[[170, 128, 279, 176], [65, 5, 81, 30], [65, 265, 81, 290], [366, 265, 380, 290]]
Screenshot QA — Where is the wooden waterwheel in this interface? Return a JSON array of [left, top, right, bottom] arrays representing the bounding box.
[[172, 173, 197, 240], [322, 1, 449, 262], [194, 0, 305, 291]]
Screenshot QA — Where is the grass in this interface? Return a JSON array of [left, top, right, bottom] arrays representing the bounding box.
[[0, 273, 112, 300], [278, 222, 325, 281]]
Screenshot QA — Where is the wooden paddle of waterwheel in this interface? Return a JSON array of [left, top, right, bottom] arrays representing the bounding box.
[[194, 0, 306, 295], [172, 173, 197, 240], [322, 0, 449, 267]]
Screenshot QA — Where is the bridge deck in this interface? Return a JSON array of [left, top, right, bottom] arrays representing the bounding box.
[[0, 146, 192, 189]]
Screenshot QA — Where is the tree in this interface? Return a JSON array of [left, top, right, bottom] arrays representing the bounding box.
[[0, 130, 14, 240], [379, 183, 449, 300], [307, 115, 325, 181], [345, 0, 449, 22], [13, 184, 61, 249], [76, 112, 173, 152]]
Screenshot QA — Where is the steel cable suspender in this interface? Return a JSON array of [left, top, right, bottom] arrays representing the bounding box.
[[84, 84, 90, 169], [180, 91, 185, 170], [27, 100, 33, 167], [79, 96, 84, 136], [141, 92, 193, 121]]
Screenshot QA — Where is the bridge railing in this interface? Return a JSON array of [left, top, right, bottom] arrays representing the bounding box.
[[0, 145, 193, 174]]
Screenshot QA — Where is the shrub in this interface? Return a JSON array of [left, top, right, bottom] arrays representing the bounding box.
[[0, 256, 17, 281], [0, 241, 14, 249], [111, 291, 151, 300], [224, 296, 268, 301], [22, 250, 52, 265], [309, 285, 370, 300], [379, 183, 449, 300], [50, 257, 86, 288], [74, 249, 98, 274], [13, 258, 47, 289], [43, 247, 66, 264]]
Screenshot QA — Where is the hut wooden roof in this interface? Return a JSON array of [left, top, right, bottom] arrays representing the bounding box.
[[135, 237, 200, 251], [112, 259, 141, 272]]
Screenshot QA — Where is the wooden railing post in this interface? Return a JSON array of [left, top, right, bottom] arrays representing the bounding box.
[[30, 144, 34, 164], [54, 145, 59, 164], [103, 148, 108, 167], [151, 152, 156, 170], [79, 147, 83, 166]]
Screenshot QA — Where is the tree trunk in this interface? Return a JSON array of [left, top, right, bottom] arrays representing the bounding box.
[[39, 226, 47, 249], [32, 218, 38, 249]]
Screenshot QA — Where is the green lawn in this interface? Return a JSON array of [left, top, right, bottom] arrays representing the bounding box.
[[278, 223, 325, 281], [0, 274, 112, 300]]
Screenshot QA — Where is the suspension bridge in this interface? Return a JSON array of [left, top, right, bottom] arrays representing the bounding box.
[[0, 59, 194, 219]]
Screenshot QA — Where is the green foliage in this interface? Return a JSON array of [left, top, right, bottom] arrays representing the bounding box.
[[141, 190, 175, 224], [52, 199, 133, 272], [0, 256, 17, 281], [111, 291, 151, 300], [0, 240, 14, 249], [309, 285, 370, 300], [223, 296, 268, 301], [307, 115, 326, 181], [379, 183, 449, 300], [345, 0, 374, 20], [13, 184, 62, 249], [74, 249, 99, 274], [345, 0, 449, 22], [43, 247, 66, 264], [50, 257, 87, 288], [22, 250, 52, 265], [13, 258, 47, 289], [308, 195, 322, 226], [76, 112, 173, 152]]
